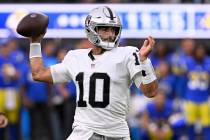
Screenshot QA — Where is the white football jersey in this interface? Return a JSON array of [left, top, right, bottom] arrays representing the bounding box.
[[50, 46, 142, 137]]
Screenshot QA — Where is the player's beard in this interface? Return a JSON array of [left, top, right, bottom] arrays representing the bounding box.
[[100, 34, 116, 42], [97, 34, 117, 51]]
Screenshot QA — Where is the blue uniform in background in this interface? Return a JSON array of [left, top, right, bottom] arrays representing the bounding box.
[[185, 57, 210, 103], [22, 63, 54, 140], [183, 57, 210, 140], [23, 66, 49, 103], [146, 100, 173, 121], [0, 50, 24, 140]]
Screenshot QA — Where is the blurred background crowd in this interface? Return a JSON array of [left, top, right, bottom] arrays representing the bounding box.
[[0, 37, 209, 140]]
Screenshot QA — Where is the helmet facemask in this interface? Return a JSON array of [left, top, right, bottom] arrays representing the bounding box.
[[95, 25, 121, 50], [85, 6, 122, 50]]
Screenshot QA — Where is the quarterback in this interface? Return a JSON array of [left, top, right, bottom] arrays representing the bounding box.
[[28, 6, 158, 140]]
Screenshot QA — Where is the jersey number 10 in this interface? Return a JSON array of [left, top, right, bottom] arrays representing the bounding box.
[[76, 72, 110, 108]]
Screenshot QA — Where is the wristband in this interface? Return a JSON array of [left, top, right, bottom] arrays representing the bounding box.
[[140, 58, 157, 84], [29, 43, 42, 58]]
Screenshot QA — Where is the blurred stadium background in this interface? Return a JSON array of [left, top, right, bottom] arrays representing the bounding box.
[[0, 1, 210, 140]]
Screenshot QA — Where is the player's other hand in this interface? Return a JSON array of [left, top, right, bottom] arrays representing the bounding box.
[[0, 114, 8, 128], [29, 32, 46, 43], [139, 36, 155, 61]]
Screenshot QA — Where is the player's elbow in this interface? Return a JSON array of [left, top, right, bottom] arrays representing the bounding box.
[[140, 80, 158, 98], [31, 69, 53, 84], [31, 69, 44, 82], [143, 91, 157, 98], [31, 72, 42, 82]]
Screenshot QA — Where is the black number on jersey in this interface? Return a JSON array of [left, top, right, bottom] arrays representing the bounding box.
[[133, 52, 140, 65], [75, 72, 87, 107], [76, 72, 110, 108]]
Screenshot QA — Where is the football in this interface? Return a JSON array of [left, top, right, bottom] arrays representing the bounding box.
[[16, 12, 49, 37]]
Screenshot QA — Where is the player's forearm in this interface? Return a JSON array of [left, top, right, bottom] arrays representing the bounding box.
[[30, 57, 45, 80], [140, 80, 158, 98], [139, 58, 158, 98], [29, 42, 53, 83]]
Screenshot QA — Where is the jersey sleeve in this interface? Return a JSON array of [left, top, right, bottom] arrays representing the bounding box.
[[133, 72, 142, 87], [125, 47, 142, 81], [50, 51, 73, 83]]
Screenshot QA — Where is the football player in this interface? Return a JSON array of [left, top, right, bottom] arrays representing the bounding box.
[[28, 6, 158, 140], [183, 45, 210, 140]]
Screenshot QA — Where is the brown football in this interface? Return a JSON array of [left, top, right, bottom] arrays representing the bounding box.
[[16, 12, 49, 37]]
